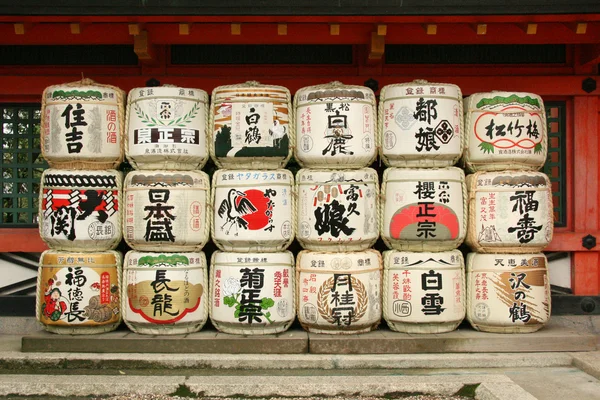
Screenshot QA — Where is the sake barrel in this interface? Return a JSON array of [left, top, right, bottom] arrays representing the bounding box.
[[297, 250, 382, 334], [379, 80, 463, 167], [466, 171, 553, 253], [294, 82, 376, 169], [37, 250, 122, 334], [126, 86, 209, 170], [39, 169, 122, 251], [212, 169, 294, 252], [41, 78, 125, 170], [123, 170, 210, 252], [466, 253, 550, 333], [123, 251, 208, 335], [210, 81, 292, 169], [210, 251, 295, 335], [463, 91, 547, 172], [383, 250, 465, 334], [296, 168, 379, 251], [381, 167, 466, 251]]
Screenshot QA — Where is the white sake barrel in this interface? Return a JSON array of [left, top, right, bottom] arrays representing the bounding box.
[[123, 171, 210, 252], [294, 81, 376, 168], [297, 250, 382, 334], [296, 168, 379, 251], [37, 250, 122, 334], [210, 81, 292, 169], [41, 79, 124, 170], [466, 171, 553, 253], [212, 169, 294, 252], [381, 167, 466, 251], [39, 169, 122, 251], [123, 251, 208, 335], [210, 251, 295, 335], [383, 250, 465, 334], [126, 86, 209, 170], [466, 253, 550, 333], [379, 80, 463, 167], [463, 91, 547, 172]]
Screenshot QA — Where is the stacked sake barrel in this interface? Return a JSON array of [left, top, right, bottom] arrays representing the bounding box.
[[209, 81, 296, 335], [121, 85, 211, 335], [463, 92, 552, 333], [378, 80, 467, 334], [294, 82, 383, 334], [37, 79, 125, 334]]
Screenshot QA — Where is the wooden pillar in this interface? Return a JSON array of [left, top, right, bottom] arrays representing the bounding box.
[[572, 95, 600, 295]]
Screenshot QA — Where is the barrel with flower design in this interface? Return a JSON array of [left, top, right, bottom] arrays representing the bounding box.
[[296, 249, 382, 334], [210, 251, 295, 335], [123, 251, 208, 335]]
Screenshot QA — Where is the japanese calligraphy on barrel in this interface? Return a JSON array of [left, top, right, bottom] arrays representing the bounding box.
[[41, 79, 125, 170], [296, 250, 382, 334], [37, 250, 122, 334], [126, 86, 209, 170], [39, 169, 122, 251], [212, 169, 294, 252], [294, 81, 376, 169], [466, 253, 550, 333], [123, 171, 210, 252], [466, 171, 553, 253], [123, 251, 208, 335], [383, 250, 465, 334], [463, 91, 547, 172], [379, 80, 463, 167], [210, 251, 295, 335], [297, 168, 378, 251], [210, 81, 292, 169], [381, 167, 466, 251]]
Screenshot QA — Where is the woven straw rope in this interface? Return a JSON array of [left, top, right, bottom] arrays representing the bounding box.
[[381, 250, 465, 334], [293, 81, 377, 169], [121, 252, 209, 335], [210, 169, 296, 253], [209, 81, 294, 169], [378, 80, 464, 168], [41, 78, 125, 170], [295, 249, 383, 334], [208, 251, 296, 335], [38, 169, 124, 252], [463, 93, 548, 173], [124, 87, 210, 171], [465, 253, 550, 333], [122, 170, 211, 252], [465, 171, 554, 253], [295, 168, 380, 252], [379, 167, 468, 252], [37, 250, 122, 334]]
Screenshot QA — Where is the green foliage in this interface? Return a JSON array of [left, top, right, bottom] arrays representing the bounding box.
[[261, 297, 275, 310], [478, 141, 495, 154], [223, 295, 236, 307], [534, 143, 543, 154]]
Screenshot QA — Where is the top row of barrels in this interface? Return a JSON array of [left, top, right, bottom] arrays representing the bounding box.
[[41, 79, 546, 172]]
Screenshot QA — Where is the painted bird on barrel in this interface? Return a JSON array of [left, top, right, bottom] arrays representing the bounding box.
[[218, 189, 257, 235]]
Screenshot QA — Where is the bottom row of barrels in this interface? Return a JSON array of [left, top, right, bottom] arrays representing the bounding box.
[[37, 250, 550, 336]]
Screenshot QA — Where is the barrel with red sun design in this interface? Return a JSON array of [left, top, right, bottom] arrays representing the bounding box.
[[381, 167, 466, 251], [212, 169, 294, 252]]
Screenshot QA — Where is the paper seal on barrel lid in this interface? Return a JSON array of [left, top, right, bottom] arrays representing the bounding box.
[[209, 81, 293, 169], [378, 80, 464, 168], [294, 81, 377, 169], [462, 91, 547, 172], [38, 169, 123, 252], [36, 250, 122, 334], [41, 78, 125, 170], [125, 85, 210, 170], [465, 170, 554, 254]]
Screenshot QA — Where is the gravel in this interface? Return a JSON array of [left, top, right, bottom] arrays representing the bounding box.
[[95, 395, 472, 400]]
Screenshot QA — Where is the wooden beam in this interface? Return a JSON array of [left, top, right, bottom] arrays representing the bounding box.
[[128, 23, 142, 36], [13, 23, 31, 35], [566, 22, 588, 35], [368, 31, 385, 62], [277, 23, 287, 36], [423, 24, 437, 35], [69, 22, 82, 34], [179, 23, 191, 35], [329, 24, 340, 36], [231, 23, 241, 35], [377, 24, 387, 36], [0, 228, 48, 252], [472, 23, 487, 35], [133, 30, 155, 61], [519, 23, 538, 35], [580, 44, 600, 67]]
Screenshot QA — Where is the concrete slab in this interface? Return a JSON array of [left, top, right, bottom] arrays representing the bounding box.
[[571, 351, 600, 380], [503, 367, 600, 400]]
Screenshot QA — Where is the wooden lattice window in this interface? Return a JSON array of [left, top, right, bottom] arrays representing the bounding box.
[[544, 101, 567, 228], [1, 104, 47, 226]]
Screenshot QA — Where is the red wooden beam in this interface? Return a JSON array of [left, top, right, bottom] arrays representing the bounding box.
[[580, 44, 600, 66], [0, 229, 48, 253]]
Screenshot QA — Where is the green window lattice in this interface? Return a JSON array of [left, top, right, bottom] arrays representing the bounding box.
[[1, 104, 47, 227], [544, 101, 567, 228]]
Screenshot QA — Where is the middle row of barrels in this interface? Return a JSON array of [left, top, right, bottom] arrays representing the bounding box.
[[39, 167, 554, 254]]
